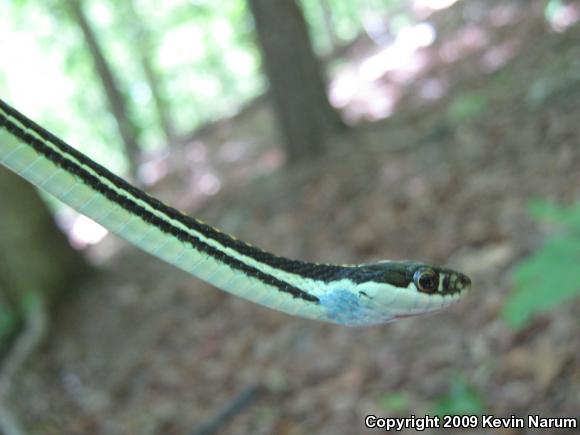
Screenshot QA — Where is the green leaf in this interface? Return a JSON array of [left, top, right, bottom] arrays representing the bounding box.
[[502, 200, 580, 329], [433, 375, 486, 416], [502, 235, 580, 329], [528, 199, 580, 231], [377, 392, 410, 413], [447, 92, 488, 124], [0, 303, 19, 348], [545, 0, 565, 22]]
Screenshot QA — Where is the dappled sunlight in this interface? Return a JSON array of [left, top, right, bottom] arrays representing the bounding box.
[[257, 148, 284, 171], [438, 24, 489, 63], [196, 171, 221, 196], [328, 0, 573, 123], [58, 213, 108, 249], [139, 151, 170, 186], [330, 17, 448, 121], [418, 77, 448, 100], [488, 4, 520, 28], [217, 139, 256, 163], [413, 0, 462, 13], [359, 23, 435, 81], [481, 39, 519, 73], [330, 22, 436, 121], [159, 25, 205, 67], [0, 16, 75, 107], [177, 169, 222, 210], [546, 1, 580, 32], [186, 140, 210, 163]]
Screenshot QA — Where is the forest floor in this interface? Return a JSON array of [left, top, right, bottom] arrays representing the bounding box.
[[10, 0, 580, 434]]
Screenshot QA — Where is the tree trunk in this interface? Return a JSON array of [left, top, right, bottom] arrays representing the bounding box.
[[0, 167, 87, 350], [140, 53, 176, 144], [320, 0, 340, 53], [247, 0, 345, 163], [124, 0, 176, 145], [67, 0, 141, 179]]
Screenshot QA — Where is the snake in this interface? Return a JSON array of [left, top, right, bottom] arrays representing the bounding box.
[[0, 99, 471, 326]]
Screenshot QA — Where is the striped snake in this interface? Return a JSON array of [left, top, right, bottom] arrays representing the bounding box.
[[0, 99, 470, 326]]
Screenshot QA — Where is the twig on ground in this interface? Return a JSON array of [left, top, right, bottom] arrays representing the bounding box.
[[190, 384, 262, 435]]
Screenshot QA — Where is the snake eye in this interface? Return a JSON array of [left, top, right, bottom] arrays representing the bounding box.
[[414, 269, 439, 294]]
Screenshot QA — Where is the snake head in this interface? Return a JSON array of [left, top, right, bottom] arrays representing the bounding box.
[[329, 260, 472, 325], [359, 260, 471, 297]]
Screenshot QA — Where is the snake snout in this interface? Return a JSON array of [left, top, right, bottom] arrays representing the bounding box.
[[436, 268, 471, 295], [454, 273, 471, 292]]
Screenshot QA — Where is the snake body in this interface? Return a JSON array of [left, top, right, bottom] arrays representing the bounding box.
[[0, 99, 470, 325]]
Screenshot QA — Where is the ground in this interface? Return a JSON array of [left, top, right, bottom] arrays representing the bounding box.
[[10, 0, 580, 434]]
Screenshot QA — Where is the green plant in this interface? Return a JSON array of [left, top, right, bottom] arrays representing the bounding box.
[[502, 200, 580, 329], [433, 374, 486, 416], [0, 303, 19, 350], [447, 92, 488, 124], [377, 391, 410, 414]]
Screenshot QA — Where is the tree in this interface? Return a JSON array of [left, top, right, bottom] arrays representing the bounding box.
[[247, 0, 345, 163], [67, 0, 142, 179], [0, 167, 87, 352], [320, 0, 341, 54], [122, 0, 176, 144], [0, 167, 87, 434]]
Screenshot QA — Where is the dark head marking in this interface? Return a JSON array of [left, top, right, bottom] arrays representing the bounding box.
[[357, 260, 471, 296]]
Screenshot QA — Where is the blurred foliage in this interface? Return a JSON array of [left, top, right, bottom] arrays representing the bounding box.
[[446, 92, 488, 124], [377, 391, 411, 414], [0, 290, 43, 352], [0, 302, 19, 349], [544, 0, 565, 22], [433, 374, 486, 416], [502, 200, 580, 330], [528, 199, 580, 230], [1, 0, 399, 174]]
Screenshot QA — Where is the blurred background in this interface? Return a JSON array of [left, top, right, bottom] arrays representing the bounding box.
[[0, 0, 579, 433]]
